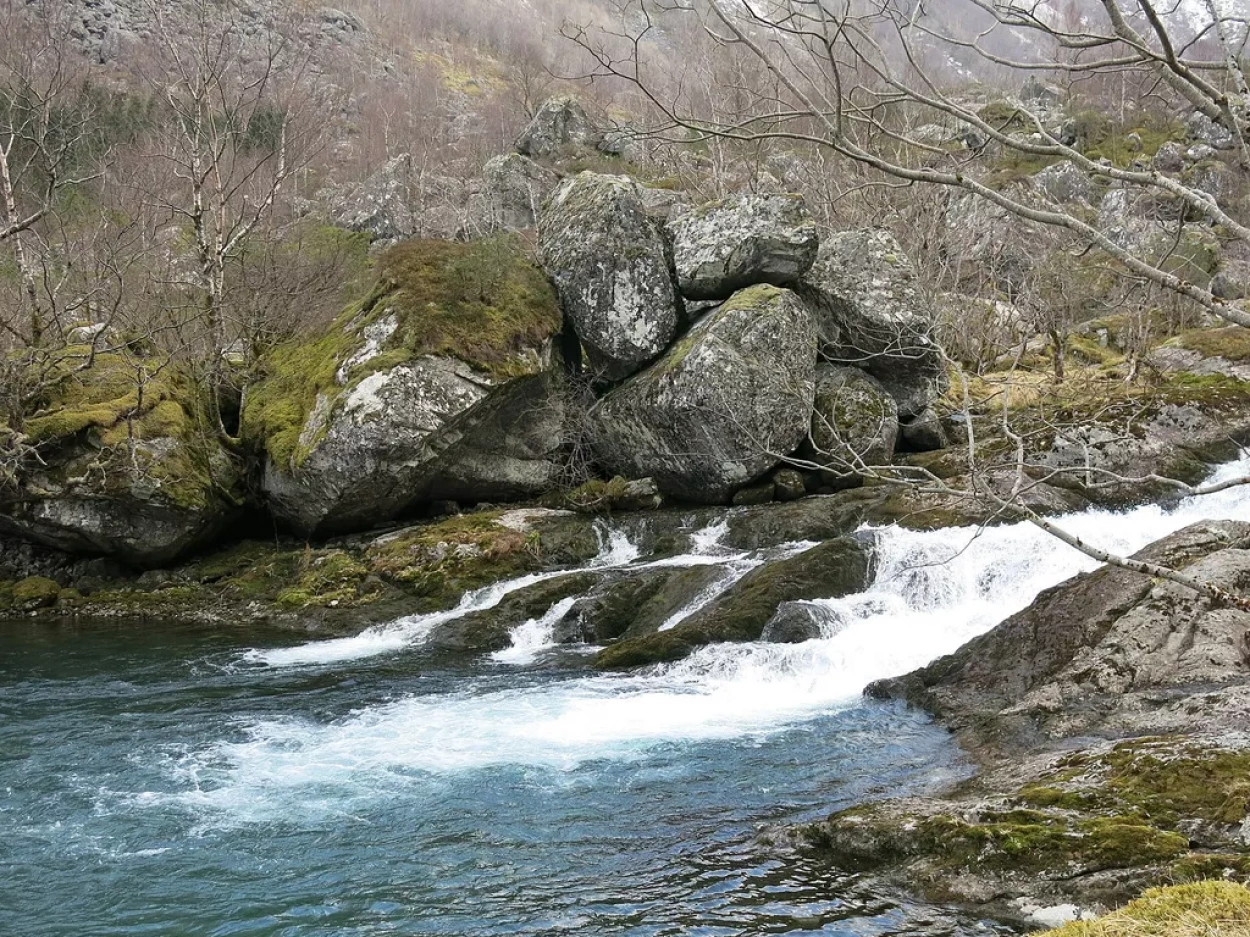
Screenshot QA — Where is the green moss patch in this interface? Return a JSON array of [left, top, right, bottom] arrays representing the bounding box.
[[242, 234, 560, 469], [16, 351, 230, 511], [1039, 881, 1250, 936], [1175, 326, 1250, 364]]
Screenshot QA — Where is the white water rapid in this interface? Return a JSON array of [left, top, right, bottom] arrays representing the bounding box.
[[207, 456, 1250, 811]]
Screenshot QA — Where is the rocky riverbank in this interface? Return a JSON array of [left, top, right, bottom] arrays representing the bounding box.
[[795, 519, 1250, 928]]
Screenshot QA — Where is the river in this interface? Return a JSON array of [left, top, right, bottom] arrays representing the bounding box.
[[4, 458, 1250, 935]]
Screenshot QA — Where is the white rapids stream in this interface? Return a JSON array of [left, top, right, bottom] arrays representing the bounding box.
[[204, 455, 1250, 808]]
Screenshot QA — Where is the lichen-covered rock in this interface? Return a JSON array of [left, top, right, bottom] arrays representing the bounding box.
[[1, 354, 244, 567], [590, 284, 817, 503], [538, 172, 680, 381], [471, 153, 559, 232], [243, 235, 563, 536], [326, 153, 420, 243], [798, 230, 946, 417], [1030, 162, 1093, 203], [667, 194, 818, 300], [805, 365, 899, 485], [515, 96, 606, 160]]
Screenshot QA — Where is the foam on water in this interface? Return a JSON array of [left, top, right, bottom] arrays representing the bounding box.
[[490, 596, 579, 665], [181, 457, 1250, 819]]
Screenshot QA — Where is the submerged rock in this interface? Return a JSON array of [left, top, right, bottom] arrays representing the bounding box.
[[242, 236, 563, 536], [668, 194, 818, 300], [596, 537, 870, 668], [798, 230, 946, 417], [538, 172, 679, 381], [590, 284, 817, 503], [1, 353, 244, 567]]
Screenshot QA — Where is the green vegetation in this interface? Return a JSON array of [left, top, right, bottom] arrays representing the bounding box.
[[1039, 882, 1250, 936], [16, 351, 232, 511], [1175, 326, 1250, 363], [242, 235, 560, 469]]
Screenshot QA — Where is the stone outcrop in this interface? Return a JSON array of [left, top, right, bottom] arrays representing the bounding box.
[[242, 236, 563, 536], [667, 194, 818, 300], [590, 284, 817, 503], [0, 354, 244, 567], [798, 230, 946, 417], [538, 172, 680, 381]]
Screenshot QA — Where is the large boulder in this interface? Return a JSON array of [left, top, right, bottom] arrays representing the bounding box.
[[798, 230, 946, 417], [515, 96, 606, 160], [805, 364, 899, 485], [590, 284, 817, 503], [667, 194, 818, 300], [242, 235, 563, 536], [1, 354, 244, 567], [538, 172, 681, 381], [470, 153, 559, 233], [326, 154, 420, 243]]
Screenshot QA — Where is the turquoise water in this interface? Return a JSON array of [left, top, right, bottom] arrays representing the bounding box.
[[0, 618, 1006, 936], [9, 457, 1250, 935]]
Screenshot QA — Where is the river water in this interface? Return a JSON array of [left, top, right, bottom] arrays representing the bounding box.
[[5, 458, 1250, 936]]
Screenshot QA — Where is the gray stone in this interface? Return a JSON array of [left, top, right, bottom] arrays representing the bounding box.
[[515, 96, 605, 160], [805, 364, 899, 485], [732, 480, 775, 506], [1187, 110, 1237, 150], [590, 284, 816, 504], [899, 408, 949, 452], [327, 154, 419, 243], [1153, 140, 1185, 173], [760, 600, 842, 643], [473, 153, 559, 232], [772, 468, 807, 502], [538, 173, 679, 381], [667, 194, 818, 300], [1030, 162, 1093, 203], [798, 230, 946, 417]]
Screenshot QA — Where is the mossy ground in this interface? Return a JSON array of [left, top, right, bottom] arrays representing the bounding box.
[[9, 509, 586, 626], [807, 738, 1250, 894], [242, 234, 561, 469], [1039, 882, 1250, 936], [13, 349, 235, 511]]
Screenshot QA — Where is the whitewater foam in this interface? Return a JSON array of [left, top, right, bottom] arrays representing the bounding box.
[[176, 456, 1250, 816]]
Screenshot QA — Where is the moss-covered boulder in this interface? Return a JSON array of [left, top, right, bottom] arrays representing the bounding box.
[[0, 352, 243, 567], [596, 537, 869, 668], [537, 172, 679, 381], [555, 564, 726, 644], [668, 194, 818, 300], [242, 235, 564, 536], [590, 284, 817, 504], [805, 364, 899, 486], [798, 230, 946, 417]]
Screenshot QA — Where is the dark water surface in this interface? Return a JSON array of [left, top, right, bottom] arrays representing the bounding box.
[[0, 617, 1013, 936]]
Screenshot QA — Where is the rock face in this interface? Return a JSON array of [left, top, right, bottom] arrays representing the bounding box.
[[1, 355, 243, 567], [798, 230, 946, 417], [243, 236, 563, 536], [668, 194, 818, 300], [871, 520, 1250, 745], [806, 365, 899, 485], [590, 284, 817, 504], [538, 173, 680, 381], [515, 96, 605, 159]]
